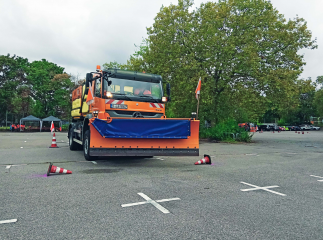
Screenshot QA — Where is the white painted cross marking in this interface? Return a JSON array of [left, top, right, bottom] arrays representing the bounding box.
[[91, 161, 97, 164], [310, 175, 323, 182], [240, 181, 286, 196], [121, 193, 180, 214], [0, 219, 17, 224], [5, 165, 11, 173]]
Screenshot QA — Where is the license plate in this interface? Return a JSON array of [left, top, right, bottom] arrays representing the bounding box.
[[110, 104, 128, 109]]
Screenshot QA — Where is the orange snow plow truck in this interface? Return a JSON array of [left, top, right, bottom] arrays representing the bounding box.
[[68, 66, 199, 160]]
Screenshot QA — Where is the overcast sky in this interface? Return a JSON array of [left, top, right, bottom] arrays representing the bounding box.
[[0, 0, 321, 81]]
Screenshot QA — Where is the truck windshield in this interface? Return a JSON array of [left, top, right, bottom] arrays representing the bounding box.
[[104, 77, 163, 100]]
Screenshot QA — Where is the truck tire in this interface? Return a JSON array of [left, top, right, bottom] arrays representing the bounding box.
[[69, 128, 79, 151], [83, 130, 97, 161]]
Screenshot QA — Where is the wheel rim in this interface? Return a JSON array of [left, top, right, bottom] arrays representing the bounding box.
[[84, 138, 88, 155]]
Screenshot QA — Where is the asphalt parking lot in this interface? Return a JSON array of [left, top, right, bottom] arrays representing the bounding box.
[[1, 131, 323, 239]]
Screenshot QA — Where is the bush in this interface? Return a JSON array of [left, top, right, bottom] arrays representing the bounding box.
[[62, 124, 69, 131], [200, 119, 253, 142], [0, 126, 10, 131]]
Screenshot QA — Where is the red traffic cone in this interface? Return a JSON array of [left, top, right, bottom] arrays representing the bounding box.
[[302, 131, 304, 134], [195, 154, 211, 165], [47, 163, 72, 176], [298, 132, 300, 134], [49, 133, 59, 148], [295, 131, 297, 133], [261, 130, 263, 133]]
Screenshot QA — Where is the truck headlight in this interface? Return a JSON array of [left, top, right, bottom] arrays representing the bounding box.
[[162, 96, 167, 102], [191, 112, 197, 120], [93, 110, 99, 117], [106, 91, 113, 98]]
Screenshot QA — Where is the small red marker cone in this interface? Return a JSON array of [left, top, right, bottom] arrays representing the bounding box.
[[47, 163, 72, 176], [49, 133, 59, 148], [195, 154, 211, 165], [302, 131, 304, 134], [295, 131, 297, 133], [298, 132, 300, 134]]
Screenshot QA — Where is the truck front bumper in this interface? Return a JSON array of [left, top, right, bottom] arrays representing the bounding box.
[[90, 148, 199, 156]]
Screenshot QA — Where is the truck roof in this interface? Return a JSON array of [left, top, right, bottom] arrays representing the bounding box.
[[106, 68, 162, 83]]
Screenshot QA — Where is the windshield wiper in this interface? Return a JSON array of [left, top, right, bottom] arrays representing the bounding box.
[[112, 93, 133, 101], [138, 95, 159, 103]]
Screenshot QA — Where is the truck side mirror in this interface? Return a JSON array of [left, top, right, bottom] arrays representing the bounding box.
[[166, 83, 171, 102], [85, 73, 92, 94]]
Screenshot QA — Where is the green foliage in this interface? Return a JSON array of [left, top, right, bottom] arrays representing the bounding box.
[[0, 54, 30, 121], [123, 0, 317, 125], [27, 60, 73, 119], [102, 61, 129, 70], [0, 56, 73, 122], [314, 89, 323, 118], [62, 124, 69, 131], [200, 119, 252, 142]]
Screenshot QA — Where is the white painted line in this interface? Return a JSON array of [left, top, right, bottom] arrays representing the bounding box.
[[137, 193, 170, 214], [156, 158, 164, 160], [121, 193, 180, 214], [156, 198, 180, 203], [91, 161, 97, 164], [121, 201, 148, 207], [241, 185, 279, 191], [245, 154, 257, 156], [310, 175, 323, 179], [0, 219, 17, 224], [24, 141, 26, 142], [5, 165, 11, 169], [240, 182, 286, 196], [318, 180, 323, 182], [20, 147, 23, 148]]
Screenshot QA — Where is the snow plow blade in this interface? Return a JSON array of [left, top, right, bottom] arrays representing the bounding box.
[[89, 118, 199, 156]]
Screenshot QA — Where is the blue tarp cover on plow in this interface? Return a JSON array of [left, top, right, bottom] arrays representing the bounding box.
[[92, 118, 190, 139]]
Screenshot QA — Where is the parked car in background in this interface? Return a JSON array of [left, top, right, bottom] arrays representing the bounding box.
[[288, 126, 301, 131], [258, 125, 269, 131], [310, 126, 320, 130], [278, 126, 286, 131], [300, 124, 311, 130]]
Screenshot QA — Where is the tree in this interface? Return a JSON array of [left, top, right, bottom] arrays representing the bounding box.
[[27, 59, 73, 118], [0, 54, 29, 123], [314, 76, 323, 118], [130, 0, 317, 123]]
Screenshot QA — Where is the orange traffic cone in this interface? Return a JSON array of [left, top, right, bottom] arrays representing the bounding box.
[[49, 133, 59, 148], [47, 163, 72, 176], [195, 154, 211, 165]]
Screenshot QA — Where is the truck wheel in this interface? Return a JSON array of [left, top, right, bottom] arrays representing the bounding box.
[[69, 128, 79, 151], [83, 130, 97, 161]]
